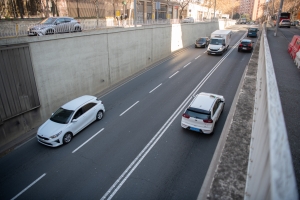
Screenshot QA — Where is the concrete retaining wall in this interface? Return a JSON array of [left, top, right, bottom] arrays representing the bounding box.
[[0, 21, 220, 150]]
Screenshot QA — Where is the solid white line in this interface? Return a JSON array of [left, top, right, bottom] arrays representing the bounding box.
[[120, 101, 139, 116], [11, 173, 46, 200], [149, 83, 162, 93], [169, 71, 179, 78], [72, 128, 104, 153], [195, 55, 201, 59], [183, 62, 191, 68], [100, 35, 246, 200]]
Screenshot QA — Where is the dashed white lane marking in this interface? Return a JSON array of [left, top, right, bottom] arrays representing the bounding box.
[[149, 83, 162, 93], [120, 101, 139, 116], [183, 62, 191, 68], [72, 128, 105, 153], [169, 71, 179, 79], [11, 173, 46, 200]]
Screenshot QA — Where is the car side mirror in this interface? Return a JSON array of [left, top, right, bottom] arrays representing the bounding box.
[[72, 119, 78, 123], [51, 113, 53, 116], [55, 22, 61, 25]]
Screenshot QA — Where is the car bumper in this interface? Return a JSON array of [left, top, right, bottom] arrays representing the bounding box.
[[37, 135, 63, 147], [181, 122, 212, 134], [207, 50, 223, 55], [195, 44, 205, 48], [238, 47, 252, 51]]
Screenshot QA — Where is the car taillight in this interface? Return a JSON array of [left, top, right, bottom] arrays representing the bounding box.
[[203, 119, 213, 123], [248, 43, 252, 47], [182, 113, 190, 119], [239, 44, 243, 47]]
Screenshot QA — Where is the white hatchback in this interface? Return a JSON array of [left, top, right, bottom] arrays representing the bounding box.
[[37, 95, 105, 147], [181, 92, 225, 134]]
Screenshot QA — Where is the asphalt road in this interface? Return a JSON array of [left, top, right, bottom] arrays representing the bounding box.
[[0, 26, 256, 200]]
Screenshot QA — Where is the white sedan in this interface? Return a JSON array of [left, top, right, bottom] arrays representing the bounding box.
[[37, 95, 105, 147], [182, 17, 194, 23]]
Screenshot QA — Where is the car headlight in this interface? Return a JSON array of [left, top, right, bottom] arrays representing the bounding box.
[[50, 131, 62, 139], [218, 47, 223, 50]]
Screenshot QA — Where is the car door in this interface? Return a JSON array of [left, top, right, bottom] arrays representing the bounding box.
[[64, 18, 73, 32], [211, 99, 222, 123], [54, 18, 66, 33], [81, 103, 98, 126], [70, 107, 85, 134]]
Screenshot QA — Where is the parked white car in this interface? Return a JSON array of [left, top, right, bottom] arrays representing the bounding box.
[[37, 95, 105, 147], [181, 92, 225, 134], [182, 17, 194, 23]]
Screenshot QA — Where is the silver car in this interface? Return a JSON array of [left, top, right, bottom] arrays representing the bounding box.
[[28, 17, 82, 36], [279, 19, 291, 28]]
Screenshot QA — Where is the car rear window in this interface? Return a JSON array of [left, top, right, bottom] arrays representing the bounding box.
[[197, 38, 206, 42], [185, 109, 210, 119], [241, 41, 250, 44], [282, 20, 290, 22]]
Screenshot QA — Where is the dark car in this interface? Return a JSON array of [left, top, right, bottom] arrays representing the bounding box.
[[238, 39, 254, 52], [247, 27, 259, 38], [195, 37, 210, 48], [28, 17, 82, 36]]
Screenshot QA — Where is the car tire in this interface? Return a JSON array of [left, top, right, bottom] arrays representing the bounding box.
[[75, 27, 81, 32], [96, 110, 104, 121], [63, 132, 72, 144]]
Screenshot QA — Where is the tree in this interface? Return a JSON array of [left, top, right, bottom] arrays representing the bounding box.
[[167, 0, 192, 19]]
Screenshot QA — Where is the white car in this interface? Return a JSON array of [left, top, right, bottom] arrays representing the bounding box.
[[181, 92, 225, 134], [37, 95, 105, 147], [182, 17, 194, 23]]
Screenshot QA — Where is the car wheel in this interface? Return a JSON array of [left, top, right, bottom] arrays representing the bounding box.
[[96, 110, 104, 121], [63, 132, 72, 144], [75, 27, 81, 32]]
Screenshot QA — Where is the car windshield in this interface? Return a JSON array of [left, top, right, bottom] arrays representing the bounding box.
[[210, 38, 223, 45], [249, 28, 257, 32], [40, 18, 57, 25], [186, 109, 210, 119], [50, 108, 74, 124], [197, 38, 206, 42]]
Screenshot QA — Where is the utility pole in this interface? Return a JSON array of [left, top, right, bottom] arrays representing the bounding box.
[[274, 0, 284, 36]]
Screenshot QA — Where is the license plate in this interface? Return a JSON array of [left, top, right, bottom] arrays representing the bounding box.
[[243, 47, 247, 50], [190, 127, 200, 132], [211, 53, 215, 54]]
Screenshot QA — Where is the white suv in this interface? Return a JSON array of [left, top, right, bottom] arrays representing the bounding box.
[[181, 92, 225, 134]]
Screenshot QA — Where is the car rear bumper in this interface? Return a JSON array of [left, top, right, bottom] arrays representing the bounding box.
[[181, 122, 212, 134]]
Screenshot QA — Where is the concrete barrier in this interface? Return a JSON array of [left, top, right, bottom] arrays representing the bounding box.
[[0, 21, 221, 153]]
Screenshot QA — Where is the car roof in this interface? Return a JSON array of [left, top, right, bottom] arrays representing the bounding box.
[[62, 95, 96, 110], [241, 39, 252, 43], [190, 93, 217, 111]]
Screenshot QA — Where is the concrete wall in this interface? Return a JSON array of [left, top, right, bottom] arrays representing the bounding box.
[[0, 21, 220, 149]]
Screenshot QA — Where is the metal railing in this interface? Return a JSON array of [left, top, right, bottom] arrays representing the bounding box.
[[244, 22, 298, 200], [0, 18, 218, 38]]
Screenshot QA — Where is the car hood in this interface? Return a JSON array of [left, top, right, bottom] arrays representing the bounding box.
[[30, 24, 54, 30], [38, 119, 67, 137]]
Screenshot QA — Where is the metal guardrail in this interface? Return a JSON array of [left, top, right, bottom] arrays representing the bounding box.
[[0, 18, 218, 38], [244, 22, 298, 200]]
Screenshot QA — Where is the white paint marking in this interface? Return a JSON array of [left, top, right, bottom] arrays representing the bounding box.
[[72, 128, 104, 153], [11, 173, 46, 200], [120, 101, 139, 116], [195, 55, 201, 59], [183, 62, 191, 68], [169, 71, 179, 79], [149, 83, 162, 93], [204, 50, 207, 53], [100, 35, 246, 200]]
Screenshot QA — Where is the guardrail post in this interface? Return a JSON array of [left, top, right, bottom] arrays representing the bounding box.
[[15, 23, 19, 37]]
